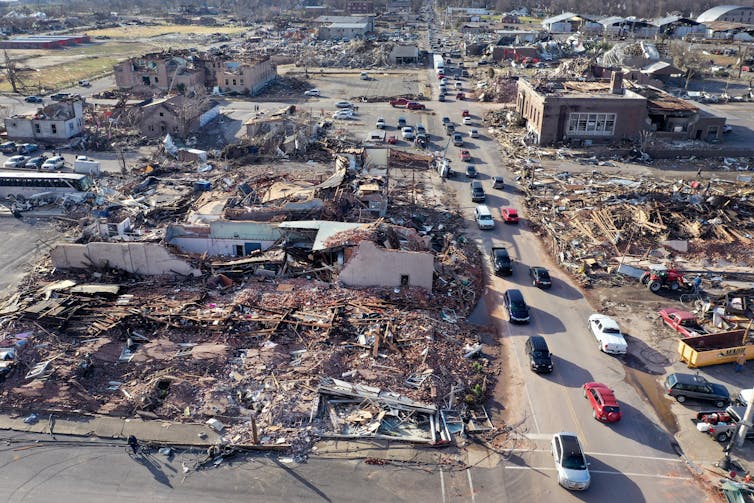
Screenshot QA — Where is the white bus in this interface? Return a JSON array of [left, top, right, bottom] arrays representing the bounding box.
[[0, 171, 93, 199]]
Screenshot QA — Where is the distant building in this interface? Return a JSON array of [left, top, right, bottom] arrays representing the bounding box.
[[347, 0, 374, 15], [209, 57, 277, 95], [599, 16, 658, 38], [0, 34, 89, 49], [388, 45, 419, 64], [139, 95, 219, 138], [652, 16, 706, 39], [4, 97, 85, 142], [113, 53, 207, 94], [314, 15, 373, 39], [542, 12, 601, 33], [697, 5, 754, 24]]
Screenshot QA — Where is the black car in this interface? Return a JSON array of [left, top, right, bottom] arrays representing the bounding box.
[[50, 93, 70, 101], [664, 373, 729, 408], [465, 164, 477, 178], [491, 247, 512, 275], [503, 289, 530, 324], [526, 336, 553, 373], [0, 141, 16, 154], [24, 95, 43, 103], [24, 156, 47, 169], [529, 266, 552, 289], [470, 180, 485, 202]]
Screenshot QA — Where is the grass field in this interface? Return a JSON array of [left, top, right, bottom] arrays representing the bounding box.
[[84, 23, 247, 39]]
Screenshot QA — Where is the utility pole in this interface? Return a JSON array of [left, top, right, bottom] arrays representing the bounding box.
[[3, 50, 22, 93]]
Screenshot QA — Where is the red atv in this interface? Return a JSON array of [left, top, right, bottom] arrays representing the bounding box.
[[640, 265, 692, 293]]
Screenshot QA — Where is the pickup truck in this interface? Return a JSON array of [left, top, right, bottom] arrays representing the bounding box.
[[491, 247, 512, 276], [389, 98, 410, 108], [658, 308, 709, 338], [696, 406, 754, 442]]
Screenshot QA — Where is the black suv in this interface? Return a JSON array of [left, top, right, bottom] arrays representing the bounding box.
[[491, 247, 512, 275], [664, 373, 729, 408], [504, 289, 530, 324], [470, 181, 485, 202], [526, 336, 553, 373], [529, 266, 552, 289]]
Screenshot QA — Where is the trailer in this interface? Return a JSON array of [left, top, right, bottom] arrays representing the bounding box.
[[73, 156, 101, 176], [433, 54, 444, 75], [677, 328, 753, 368]]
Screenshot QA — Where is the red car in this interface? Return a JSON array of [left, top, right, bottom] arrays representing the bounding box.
[[658, 308, 709, 338], [583, 382, 621, 423], [389, 98, 410, 108], [461, 109, 470, 117], [406, 101, 426, 110], [501, 207, 519, 224], [437, 73, 445, 80], [386, 135, 397, 144], [459, 149, 471, 161], [456, 92, 465, 100]]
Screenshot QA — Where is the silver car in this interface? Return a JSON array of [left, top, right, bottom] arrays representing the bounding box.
[[551, 432, 590, 490]]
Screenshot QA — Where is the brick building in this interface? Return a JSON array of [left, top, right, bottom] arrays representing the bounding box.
[[208, 57, 277, 96]]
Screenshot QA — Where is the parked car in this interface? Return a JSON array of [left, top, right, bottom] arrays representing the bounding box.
[[470, 180, 485, 202], [658, 308, 708, 338], [455, 81, 463, 90], [304, 88, 321, 96], [24, 156, 47, 169], [389, 98, 411, 107], [583, 382, 621, 422], [459, 150, 471, 161], [492, 176, 505, 189], [465, 164, 477, 178], [552, 433, 590, 491], [501, 207, 519, 224], [452, 132, 464, 146], [588, 314, 628, 354], [41, 156, 65, 170], [440, 78, 449, 85], [529, 266, 552, 289], [17, 143, 39, 155], [332, 110, 354, 120], [469, 128, 479, 138], [3, 155, 29, 168], [406, 101, 425, 110], [474, 204, 495, 230], [0, 141, 17, 154], [503, 289, 530, 324], [491, 247, 512, 275], [461, 109, 470, 117], [78, 79, 91, 87], [416, 124, 426, 135], [697, 406, 754, 442], [445, 123, 455, 135], [24, 95, 43, 103], [438, 94, 446, 102], [335, 100, 354, 108], [386, 135, 397, 144], [50, 93, 70, 101], [664, 373, 729, 408], [441, 116, 451, 125], [401, 126, 415, 140], [397, 116, 407, 127], [463, 116, 472, 125], [456, 92, 465, 100], [526, 335, 553, 374], [375, 117, 386, 129]]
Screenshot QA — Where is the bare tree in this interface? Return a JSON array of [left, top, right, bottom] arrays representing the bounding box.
[[669, 41, 705, 89]]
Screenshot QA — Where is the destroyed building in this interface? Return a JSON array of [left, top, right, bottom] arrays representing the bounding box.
[[516, 74, 726, 146], [113, 52, 208, 95], [314, 15, 374, 40], [4, 96, 85, 142], [207, 55, 277, 96], [139, 95, 219, 138]]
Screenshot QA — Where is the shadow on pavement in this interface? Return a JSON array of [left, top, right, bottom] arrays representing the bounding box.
[[549, 354, 594, 388]]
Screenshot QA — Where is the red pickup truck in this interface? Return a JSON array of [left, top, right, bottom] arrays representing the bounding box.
[[658, 308, 709, 338], [389, 98, 410, 107]]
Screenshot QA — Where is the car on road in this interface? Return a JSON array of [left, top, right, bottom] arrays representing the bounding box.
[[474, 204, 495, 230], [41, 156, 65, 170], [441, 116, 451, 125], [468, 128, 479, 138], [17, 143, 39, 155], [389, 98, 411, 108], [459, 149, 471, 161], [78, 79, 91, 87], [491, 247, 512, 275], [552, 432, 590, 491], [526, 335, 553, 373], [438, 94, 446, 102], [445, 123, 455, 135], [416, 124, 426, 135], [332, 110, 354, 120], [461, 109, 470, 117], [452, 132, 464, 146], [664, 373, 729, 408], [492, 176, 505, 189], [658, 308, 708, 338], [386, 135, 397, 144], [465, 164, 477, 178], [588, 314, 628, 354], [462, 116, 472, 125], [470, 180, 485, 202], [376, 117, 386, 129], [456, 92, 465, 100], [24, 95, 43, 103], [401, 126, 415, 140], [4, 155, 29, 168], [503, 289, 530, 323], [500, 207, 519, 224], [335, 100, 354, 108], [397, 116, 407, 127], [583, 382, 621, 422], [0, 141, 16, 154], [529, 266, 552, 289], [304, 88, 321, 97], [24, 156, 47, 169], [50, 93, 70, 101], [406, 101, 425, 110]]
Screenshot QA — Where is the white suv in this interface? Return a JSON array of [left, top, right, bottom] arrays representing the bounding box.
[[474, 205, 495, 230]]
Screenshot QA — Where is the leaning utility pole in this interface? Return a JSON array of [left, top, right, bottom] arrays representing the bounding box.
[[3, 50, 22, 93]]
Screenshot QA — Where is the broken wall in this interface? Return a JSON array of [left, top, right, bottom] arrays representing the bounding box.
[[50, 242, 200, 277], [339, 240, 434, 290], [166, 221, 282, 257]]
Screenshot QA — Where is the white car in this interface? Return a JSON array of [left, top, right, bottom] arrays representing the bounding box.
[[376, 117, 386, 129], [588, 313, 627, 354], [455, 81, 463, 89], [401, 126, 415, 140], [332, 109, 354, 120], [4, 155, 28, 168], [552, 432, 590, 491], [335, 100, 354, 108], [304, 88, 321, 97], [469, 128, 479, 138], [463, 116, 472, 125], [41, 155, 65, 170]]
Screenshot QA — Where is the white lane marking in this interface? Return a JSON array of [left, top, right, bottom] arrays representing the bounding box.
[[466, 468, 476, 503], [439, 468, 446, 503], [504, 466, 691, 480], [586, 451, 684, 463]]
